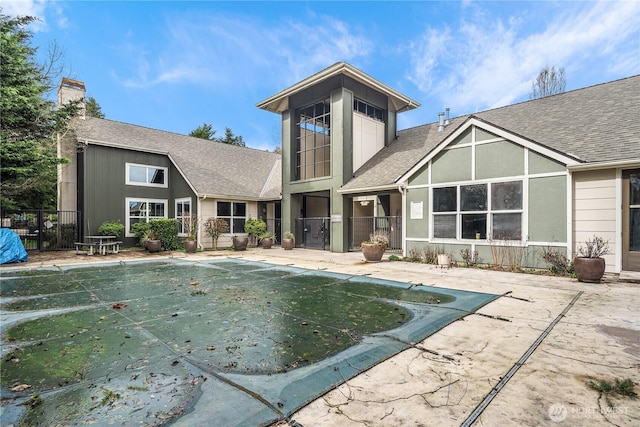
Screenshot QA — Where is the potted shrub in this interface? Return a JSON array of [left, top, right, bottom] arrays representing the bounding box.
[[204, 218, 229, 250], [281, 231, 295, 250], [145, 229, 162, 253], [244, 218, 266, 246], [437, 246, 451, 268], [260, 232, 274, 249], [574, 235, 610, 283], [183, 215, 199, 253], [361, 231, 389, 262]]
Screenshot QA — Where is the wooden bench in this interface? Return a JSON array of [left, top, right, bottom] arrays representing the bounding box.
[[75, 242, 98, 255], [97, 241, 122, 255]]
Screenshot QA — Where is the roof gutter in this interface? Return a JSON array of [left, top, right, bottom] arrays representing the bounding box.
[[337, 183, 399, 195], [567, 159, 640, 172]]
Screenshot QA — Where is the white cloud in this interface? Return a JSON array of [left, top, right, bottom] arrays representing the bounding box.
[[2, 0, 49, 31], [116, 10, 372, 90], [407, 1, 640, 115]]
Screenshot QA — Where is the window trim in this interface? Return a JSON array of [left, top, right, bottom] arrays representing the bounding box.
[[216, 201, 247, 234], [125, 197, 168, 237], [431, 180, 524, 241], [125, 162, 168, 188], [175, 197, 192, 237], [295, 99, 331, 181]]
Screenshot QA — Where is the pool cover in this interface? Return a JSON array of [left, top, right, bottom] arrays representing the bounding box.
[[0, 258, 498, 426]]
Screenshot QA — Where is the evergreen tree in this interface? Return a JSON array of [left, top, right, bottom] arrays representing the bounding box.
[[0, 13, 80, 209], [215, 127, 245, 147], [86, 96, 105, 118], [189, 122, 216, 140]]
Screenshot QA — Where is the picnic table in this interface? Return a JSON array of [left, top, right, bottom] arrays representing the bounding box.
[[75, 235, 122, 255]]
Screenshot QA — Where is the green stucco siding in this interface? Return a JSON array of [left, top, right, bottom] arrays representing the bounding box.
[[529, 175, 567, 242], [449, 128, 472, 147], [431, 147, 472, 183], [529, 151, 566, 174], [476, 140, 524, 180], [408, 164, 429, 186], [475, 127, 499, 142], [405, 187, 429, 238]]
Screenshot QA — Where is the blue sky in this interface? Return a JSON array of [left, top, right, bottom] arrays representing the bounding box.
[[5, 1, 640, 151]]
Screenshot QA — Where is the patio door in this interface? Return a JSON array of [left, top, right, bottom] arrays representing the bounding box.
[[622, 169, 640, 271]]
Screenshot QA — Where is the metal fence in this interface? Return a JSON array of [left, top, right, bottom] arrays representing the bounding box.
[[295, 217, 330, 250], [0, 210, 81, 251], [349, 216, 402, 252]]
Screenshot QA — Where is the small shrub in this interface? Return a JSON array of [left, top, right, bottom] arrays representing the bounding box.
[[244, 218, 266, 245], [204, 218, 229, 250], [540, 246, 572, 275], [388, 254, 401, 261], [149, 219, 179, 251], [407, 247, 423, 262], [98, 220, 124, 238], [422, 246, 439, 264], [131, 222, 151, 247], [460, 248, 479, 266], [282, 231, 295, 242], [577, 235, 610, 258], [362, 231, 389, 251]]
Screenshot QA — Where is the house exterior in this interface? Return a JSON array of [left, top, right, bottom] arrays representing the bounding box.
[[259, 62, 639, 274], [57, 78, 281, 249], [57, 64, 639, 274]]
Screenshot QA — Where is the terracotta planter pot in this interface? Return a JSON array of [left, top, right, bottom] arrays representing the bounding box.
[[184, 240, 197, 253], [146, 239, 161, 253], [232, 236, 248, 251], [281, 238, 294, 250], [362, 243, 385, 262], [574, 257, 606, 283], [261, 237, 273, 249]]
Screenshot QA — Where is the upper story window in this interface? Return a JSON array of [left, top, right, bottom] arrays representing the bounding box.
[[295, 100, 330, 181], [126, 163, 168, 188], [354, 98, 384, 121], [433, 180, 523, 241]]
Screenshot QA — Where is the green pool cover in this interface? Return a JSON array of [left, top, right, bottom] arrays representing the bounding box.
[[0, 258, 498, 426]]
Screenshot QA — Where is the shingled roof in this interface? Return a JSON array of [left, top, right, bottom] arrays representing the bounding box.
[[341, 75, 640, 192], [74, 117, 281, 200]]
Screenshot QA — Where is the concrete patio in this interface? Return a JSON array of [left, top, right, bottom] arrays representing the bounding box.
[[2, 248, 638, 426]]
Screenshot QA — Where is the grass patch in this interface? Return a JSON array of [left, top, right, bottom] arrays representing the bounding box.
[[589, 378, 637, 398]]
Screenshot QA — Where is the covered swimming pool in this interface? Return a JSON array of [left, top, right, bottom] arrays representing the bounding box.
[[1, 258, 498, 426]]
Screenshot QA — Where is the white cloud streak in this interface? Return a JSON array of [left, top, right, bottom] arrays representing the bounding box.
[[117, 11, 372, 90], [407, 1, 640, 115]]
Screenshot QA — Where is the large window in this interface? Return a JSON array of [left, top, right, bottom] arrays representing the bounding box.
[[126, 198, 167, 236], [433, 181, 522, 240], [295, 100, 330, 180], [217, 201, 246, 233], [126, 163, 168, 187], [176, 198, 192, 237]]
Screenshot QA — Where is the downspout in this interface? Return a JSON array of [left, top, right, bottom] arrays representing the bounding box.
[[398, 182, 407, 257], [198, 195, 206, 250]]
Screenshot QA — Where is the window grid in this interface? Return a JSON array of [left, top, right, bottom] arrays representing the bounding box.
[[295, 100, 331, 181], [353, 98, 384, 121], [175, 198, 191, 236], [125, 198, 168, 236], [432, 181, 523, 240], [126, 163, 168, 188], [217, 201, 247, 234]]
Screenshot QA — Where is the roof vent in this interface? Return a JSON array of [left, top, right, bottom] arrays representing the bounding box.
[[444, 107, 450, 126], [437, 112, 445, 131]]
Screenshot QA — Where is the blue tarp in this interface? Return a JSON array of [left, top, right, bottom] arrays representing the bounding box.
[[0, 228, 28, 264]]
